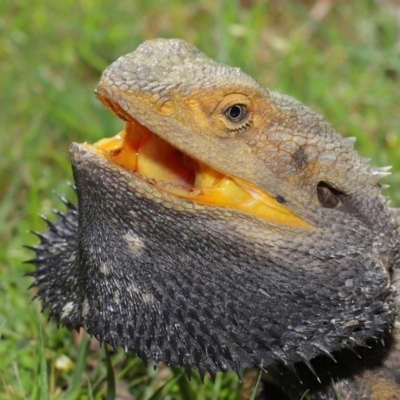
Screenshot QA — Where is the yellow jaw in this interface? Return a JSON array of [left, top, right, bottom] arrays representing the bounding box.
[[90, 121, 310, 227]]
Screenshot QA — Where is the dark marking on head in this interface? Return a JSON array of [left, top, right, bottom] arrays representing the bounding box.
[[292, 147, 307, 168]]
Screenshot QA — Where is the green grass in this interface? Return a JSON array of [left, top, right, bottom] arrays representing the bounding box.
[[1, 0, 399, 398]]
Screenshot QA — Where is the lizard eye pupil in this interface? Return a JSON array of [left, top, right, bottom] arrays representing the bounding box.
[[226, 104, 246, 122]]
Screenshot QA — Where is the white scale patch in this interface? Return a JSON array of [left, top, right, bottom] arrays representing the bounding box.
[[113, 292, 121, 305], [81, 298, 90, 317], [126, 282, 154, 304], [141, 292, 154, 304], [99, 263, 110, 275], [61, 302, 76, 321], [124, 232, 146, 257]]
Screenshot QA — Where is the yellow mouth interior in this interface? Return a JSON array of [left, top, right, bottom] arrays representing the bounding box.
[[91, 120, 309, 227]]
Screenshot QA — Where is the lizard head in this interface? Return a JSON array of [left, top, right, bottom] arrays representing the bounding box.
[[30, 39, 400, 385]]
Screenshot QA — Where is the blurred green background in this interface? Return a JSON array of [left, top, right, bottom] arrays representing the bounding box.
[[1, 0, 399, 398]]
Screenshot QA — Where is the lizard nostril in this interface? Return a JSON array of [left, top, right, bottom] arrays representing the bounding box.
[[317, 182, 343, 209]]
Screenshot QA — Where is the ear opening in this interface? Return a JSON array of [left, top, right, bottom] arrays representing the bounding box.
[[316, 182, 344, 209]]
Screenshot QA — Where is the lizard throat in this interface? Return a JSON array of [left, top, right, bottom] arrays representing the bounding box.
[[90, 120, 309, 227]]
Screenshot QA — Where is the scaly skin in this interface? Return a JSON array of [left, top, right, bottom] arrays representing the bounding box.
[[29, 39, 400, 399]]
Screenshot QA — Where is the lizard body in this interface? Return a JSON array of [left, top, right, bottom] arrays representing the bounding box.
[[29, 39, 400, 399]]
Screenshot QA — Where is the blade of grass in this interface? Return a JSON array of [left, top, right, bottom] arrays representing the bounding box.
[[38, 324, 49, 400], [87, 379, 94, 400], [105, 345, 116, 400], [249, 371, 262, 400], [300, 389, 310, 400], [64, 332, 89, 399], [146, 368, 185, 400], [171, 366, 196, 399], [331, 379, 342, 400], [12, 362, 26, 400]]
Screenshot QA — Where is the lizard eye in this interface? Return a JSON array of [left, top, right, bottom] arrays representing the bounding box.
[[225, 104, 247, 123], [214, 94, 252, 136]]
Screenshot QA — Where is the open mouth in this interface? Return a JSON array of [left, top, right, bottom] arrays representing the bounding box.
[[88, 100, 309, 227]]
